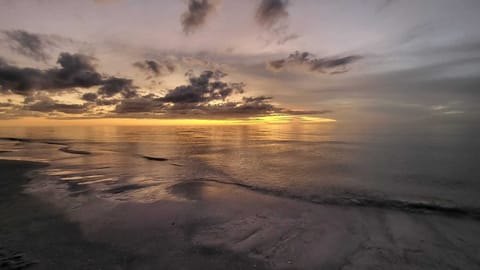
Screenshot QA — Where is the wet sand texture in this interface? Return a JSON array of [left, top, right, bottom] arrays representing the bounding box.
[[0, 159, 268, 270]]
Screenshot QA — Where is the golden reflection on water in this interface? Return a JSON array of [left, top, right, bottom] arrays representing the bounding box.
[[0, 117, 337, 145], [0, 115, 335, 127], [0, 120, 340, 203]]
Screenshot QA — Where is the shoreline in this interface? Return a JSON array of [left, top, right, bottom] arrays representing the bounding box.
[[2, 158, 480, 269], [2, 136, 478, 220], [0, 159, 268, 270], [0, 159, 129, 269]]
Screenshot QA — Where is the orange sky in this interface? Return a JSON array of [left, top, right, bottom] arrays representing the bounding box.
[[0, 116, 336, 127]]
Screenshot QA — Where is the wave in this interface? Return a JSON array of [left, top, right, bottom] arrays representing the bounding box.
[[59, 147, 91, 155], [141, 155, 169, 161], [0, 137, 33, 143], [0, 137, 68, 146], [0, 137, 90, 155], [177, 178, 480, 220]]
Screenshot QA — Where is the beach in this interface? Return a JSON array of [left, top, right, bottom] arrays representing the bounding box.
[[1, 0, 480, 268], [1, 157, 480, 269], [0, 159, 271, 269]]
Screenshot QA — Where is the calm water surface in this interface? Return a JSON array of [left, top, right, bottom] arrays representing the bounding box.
[[0, 122, 479, 210]]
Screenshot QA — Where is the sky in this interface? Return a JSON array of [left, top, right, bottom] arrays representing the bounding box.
[[0, 0, 479, 125]]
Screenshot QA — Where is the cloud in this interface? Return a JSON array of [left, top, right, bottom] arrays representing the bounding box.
[[133, 60, 175, 77], [0, 53, 102, 95], [24, 96, 90, 114], [0, 58, 47, 95], [2, 30, 54, 61], [1, 56, 324, 117], [81, 92, 98, 102], [114, 70, 288, 117], [53, 52, 103, 88], [276, 33, 300, 45], [255, 0, 299, 45], [255, 0, 290, 30], [95, 98, 120, 106], [267, 51, 362, 74], [181, 0, 219, 34], [113, 70, 325, 117], [98, 77, 138, 98], [0, 52, 138, 97], [114, 95, 165, 113], [162, 70, 243, 103]]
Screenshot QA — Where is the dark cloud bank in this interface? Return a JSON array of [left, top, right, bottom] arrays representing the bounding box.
[[113, 70, 283, 117], [0, 52, 321, 118], [0, 52, 136, 99], [25, 96, 91, 114]]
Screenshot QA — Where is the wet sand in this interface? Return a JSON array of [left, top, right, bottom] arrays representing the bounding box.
[[1, 159, 480, 269], [81, 181, 480, 270], [0, 160, 267, 270]]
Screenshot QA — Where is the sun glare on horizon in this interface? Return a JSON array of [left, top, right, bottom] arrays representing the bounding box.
[[0, 115, 336, 127]]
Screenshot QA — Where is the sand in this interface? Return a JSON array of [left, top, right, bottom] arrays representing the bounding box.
[[1, 159, 480, 269], [0, 160, 267, 270]]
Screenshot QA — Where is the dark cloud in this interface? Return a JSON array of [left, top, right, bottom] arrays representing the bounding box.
[[230, 96, 275, 114], [255, 0, 299, 46], [256, 0, 289, 29], [162, 70, 243, 103], [114, 95, 165, 113], [181, 0, 219, 34], [133, 60, 175, 77], [114, 94, 277, 116], [268, 59, 286, 69], [242, 95, 272, 103], [81, 92, 98, 102], [95, 98, 120, 106], [2, 30, 54, 61], [267, 51, 362, 74], [24, 96, 90, 114], [0, 58, 47, 95], [113, 70, 291, 117], [133, 60, 160, 76], [0, 53, 102, 95], [52, 52, 103, 88], [0, 52, 138, 98], [98, 77, 138, 98], [1, 55, 322, 117]]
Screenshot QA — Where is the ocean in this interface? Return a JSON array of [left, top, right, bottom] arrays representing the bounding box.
[[1, 122, 479, 216]]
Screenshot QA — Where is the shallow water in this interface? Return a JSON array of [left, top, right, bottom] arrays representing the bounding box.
[[0, 122, 479, 215]]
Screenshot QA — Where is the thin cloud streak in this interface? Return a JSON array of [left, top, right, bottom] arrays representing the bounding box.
[[267, 51, 362, 74]]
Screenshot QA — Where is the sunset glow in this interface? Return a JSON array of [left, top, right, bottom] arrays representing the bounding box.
[[0, 1, 479, 269], [0, 115, 336, 127]]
